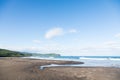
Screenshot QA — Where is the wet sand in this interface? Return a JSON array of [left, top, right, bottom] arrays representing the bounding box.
[[0, 57, 120, 80]]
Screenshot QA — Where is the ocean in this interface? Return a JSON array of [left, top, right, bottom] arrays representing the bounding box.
[[25, 56, 120, 69]]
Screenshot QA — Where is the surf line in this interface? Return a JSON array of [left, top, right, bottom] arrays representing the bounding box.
[[40, 64, 82, 70], [39, 63, 120, 70]]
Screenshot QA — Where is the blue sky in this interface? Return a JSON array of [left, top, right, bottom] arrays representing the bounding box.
[[0, 0, 120, 56]]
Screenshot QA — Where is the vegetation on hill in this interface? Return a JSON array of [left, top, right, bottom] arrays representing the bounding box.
[[0, 49, 32, 57], [0, 48, 61, 57]]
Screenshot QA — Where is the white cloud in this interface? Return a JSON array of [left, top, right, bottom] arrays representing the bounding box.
[[33, 40, 41, 44], [104, 41, 118, 45], [45, 28, 78, 39], [77, 41, 120, 56], [69, 29, 77, 33], [115, 33, 120, 38], [45, 28, 63, 39]]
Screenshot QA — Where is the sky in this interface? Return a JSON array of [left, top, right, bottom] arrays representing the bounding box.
[[0, 0, 120, 56]]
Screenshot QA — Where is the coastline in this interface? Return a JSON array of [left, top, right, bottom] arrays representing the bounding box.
[[0, 57, 120, 80]]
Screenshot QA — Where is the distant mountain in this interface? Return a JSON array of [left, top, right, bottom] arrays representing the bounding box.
[[0, 48, 32, 57], [31, 53, 61, 57]]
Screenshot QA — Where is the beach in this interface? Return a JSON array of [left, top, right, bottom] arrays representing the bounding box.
[[0, 57, 120, 80]]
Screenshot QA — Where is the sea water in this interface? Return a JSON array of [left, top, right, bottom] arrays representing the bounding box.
[[25, 56, 120, 69]]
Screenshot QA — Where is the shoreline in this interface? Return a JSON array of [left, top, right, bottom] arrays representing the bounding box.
[[0, 57, 120, 80], [28, 57, 120, 69]]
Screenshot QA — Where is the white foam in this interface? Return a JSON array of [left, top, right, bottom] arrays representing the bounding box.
[[109, 58, 120, 61], [80, 57, 107, 60]]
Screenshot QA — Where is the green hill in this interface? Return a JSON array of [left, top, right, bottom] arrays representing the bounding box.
[[0, 48, 31, 57]]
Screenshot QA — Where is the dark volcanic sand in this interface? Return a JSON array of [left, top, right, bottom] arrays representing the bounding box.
[[0, 57, 120, 80]]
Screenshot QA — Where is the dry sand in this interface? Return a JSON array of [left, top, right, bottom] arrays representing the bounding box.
[[0, 57, 120, 80]]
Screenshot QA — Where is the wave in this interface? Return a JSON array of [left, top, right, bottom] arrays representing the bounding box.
[[24, 56, 120, 61], [80, 57, 120, 61], [109, 58, 120, 61], [80, 57, 107, 60]]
